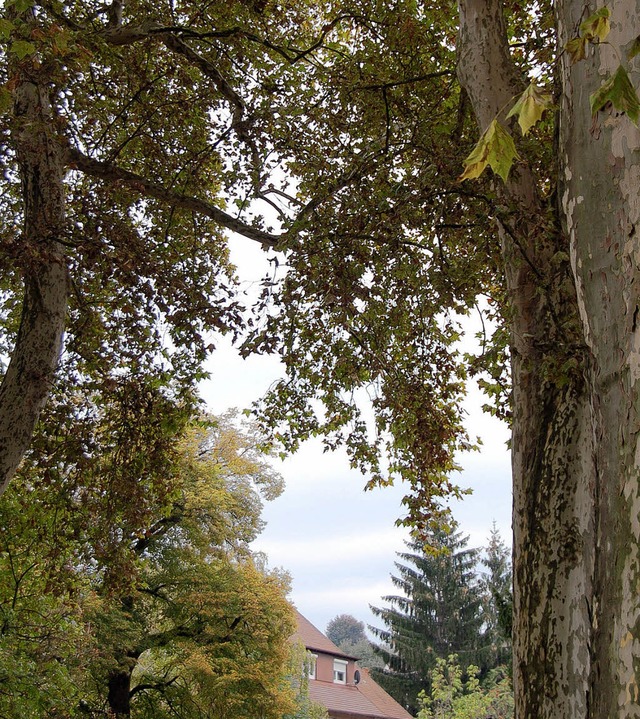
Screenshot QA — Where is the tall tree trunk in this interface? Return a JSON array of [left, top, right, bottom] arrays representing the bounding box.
[[0, 61, 69, 495], [457, 1, 596, 717], [556, 2, 640, 716]]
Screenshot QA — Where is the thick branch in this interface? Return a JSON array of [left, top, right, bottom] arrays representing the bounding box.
[[457, 5, 593, 719], [131, 505, 185, 555], [65, 147, 282, 248], [457, 0, 524, 131], [99, 15, 354, 65], [160, 34, 245, 120], [129, 675, 179, 699]]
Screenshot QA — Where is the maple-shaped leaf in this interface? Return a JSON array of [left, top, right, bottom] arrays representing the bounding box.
[[10, 39, 36, 59], [507, 83, 553, 135], [590, 64, 640, 126], [0, 19, 14, 40], [566, 36, 588, 64], [580, 7, 610, 42], [459, 120, 519, 183]]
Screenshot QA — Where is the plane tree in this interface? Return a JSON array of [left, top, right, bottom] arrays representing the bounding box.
[[2, 2, 640, 717]]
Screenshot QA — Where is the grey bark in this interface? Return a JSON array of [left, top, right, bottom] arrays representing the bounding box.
[[458, 1, 596, 716], [556, 2, 640, 716]]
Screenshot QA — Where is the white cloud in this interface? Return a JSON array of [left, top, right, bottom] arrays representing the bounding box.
[[254, 527, 411, 569]]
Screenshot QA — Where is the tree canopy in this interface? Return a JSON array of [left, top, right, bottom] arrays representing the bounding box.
[[1, 0, 502, 530], [0, 413, 296, 718], [325, 614, 383, 670], [326, 614, 367, 647]]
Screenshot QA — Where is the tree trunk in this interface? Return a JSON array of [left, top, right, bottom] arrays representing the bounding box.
[[457, 1, 597, 717], [0, 62, 69, 495], [107, 669, 132, 717], [556, 2, 640, 716]]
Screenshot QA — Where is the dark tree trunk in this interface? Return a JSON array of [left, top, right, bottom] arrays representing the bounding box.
[[1, 60, 69, 495], [107, 669, 132, 717], [457, 1, 597, 716]]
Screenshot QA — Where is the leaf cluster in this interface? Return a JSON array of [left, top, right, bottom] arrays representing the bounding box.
[[1, 0, 512, 532], [417, 655, 513, 719], [0, 411, 295, 718], [564, 6, 640, 127]]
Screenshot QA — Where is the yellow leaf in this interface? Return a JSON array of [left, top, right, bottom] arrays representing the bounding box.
[[507, 83, 553, 135], [459, 120, 519, 184], [458, 161, 488, 182], [565, 36, 588, 64], [580, 7, 610, 42]]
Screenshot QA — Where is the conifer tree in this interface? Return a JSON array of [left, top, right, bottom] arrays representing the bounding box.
[[480, 525, 513, 670], [369, 526, 484, 715]]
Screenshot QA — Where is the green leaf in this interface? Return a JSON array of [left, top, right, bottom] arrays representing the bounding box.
[[590, 64, 640, 126], [0, 19, 14, 40], [580, 7, 610, 42], [566, 36, 588, 64], [627, 35, 640, 60], [507, 83, 553, 135], [459, 120, 519, 183], [0, 87, 11, 115], [10, 39, 36, 59], [10, 0, 34, 12]]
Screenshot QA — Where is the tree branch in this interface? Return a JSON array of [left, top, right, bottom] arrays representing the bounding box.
[[132, 506, 185, 555], [65, 147, 282, 248], [0, 72, 69, 497], [129, 675, 179, 699]]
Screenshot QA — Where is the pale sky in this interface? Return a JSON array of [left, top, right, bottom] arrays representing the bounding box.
[[199, 237, 512, 636]]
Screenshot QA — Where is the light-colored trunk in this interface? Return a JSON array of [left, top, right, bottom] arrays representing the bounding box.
[[0, 68, 69, 495], [557, 2, 640, 716]]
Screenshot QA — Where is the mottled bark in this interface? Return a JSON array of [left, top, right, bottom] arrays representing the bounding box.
[[458, 1, 595, 717], [0, 66, 69, 496], [556, 2, 640, 716]]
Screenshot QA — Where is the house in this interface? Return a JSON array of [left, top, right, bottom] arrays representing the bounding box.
[[291, 609, 413, 719]]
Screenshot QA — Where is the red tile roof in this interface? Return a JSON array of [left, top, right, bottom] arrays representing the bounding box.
[[291, 609, 358, 660], [357, 669, 413, 719], [309, 680, 384, 717]]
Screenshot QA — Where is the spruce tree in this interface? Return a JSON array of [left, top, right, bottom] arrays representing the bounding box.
[[369, 525, 484, 714], [480, 524, 513, 671]]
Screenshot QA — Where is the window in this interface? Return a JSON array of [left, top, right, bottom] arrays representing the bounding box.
[[333, 659, 347, 684], [305, 653, 317, 680]]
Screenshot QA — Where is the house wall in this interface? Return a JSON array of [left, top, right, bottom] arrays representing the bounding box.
[[315, 653, 356, 685]]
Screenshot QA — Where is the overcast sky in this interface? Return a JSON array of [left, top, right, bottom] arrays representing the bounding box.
[[199, 237, 511, 636]]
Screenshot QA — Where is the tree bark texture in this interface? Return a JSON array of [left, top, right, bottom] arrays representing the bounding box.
[[556, 2, 640, 716], [0, 65, 69, 496], [458, 1, 606, 717]]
